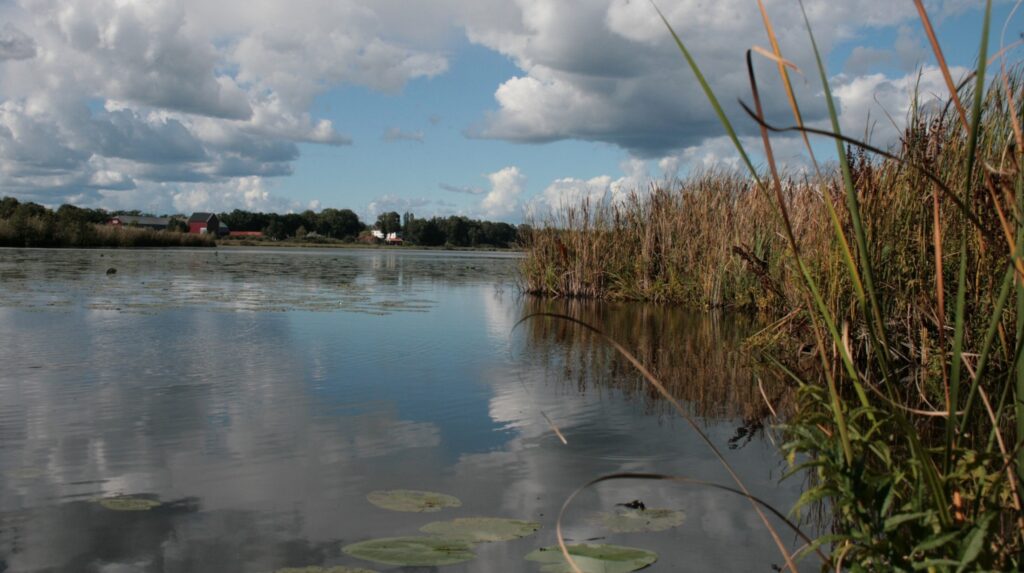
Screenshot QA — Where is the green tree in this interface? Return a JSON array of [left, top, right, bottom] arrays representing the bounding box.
[[376, 211, 401, 234], [264, 220, 286, 240], [166, 218, 189, 233], [0, 196, 20, 219], [318, 208, 363, 238], [418, 220, 445, 246]]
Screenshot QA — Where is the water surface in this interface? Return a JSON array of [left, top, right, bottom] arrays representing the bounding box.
[[0, 247, 809, 572]]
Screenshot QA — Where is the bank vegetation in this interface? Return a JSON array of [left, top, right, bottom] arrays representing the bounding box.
[[525, 2, 1024, 570]]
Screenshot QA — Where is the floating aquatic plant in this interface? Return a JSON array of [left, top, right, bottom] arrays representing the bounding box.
[[419, 517, 540, 542], [342, 536, 475, 566], [97, 496, 161, 511], [274, 566, 377, 573], [365, 489, 461, 512], [587, 508, 684, 533], [524, 544, 657, 573]]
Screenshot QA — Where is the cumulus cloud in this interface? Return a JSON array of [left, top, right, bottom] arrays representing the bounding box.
[[0, 23, 36, 61], [383, 127, 425, 142], [0, 0, 442, 207], [832, 64, 970, 148], [479, 166, 525, 219], [463, 0, 967, 156], [0, 0, 993, 211], [527, 157, 654, 217]]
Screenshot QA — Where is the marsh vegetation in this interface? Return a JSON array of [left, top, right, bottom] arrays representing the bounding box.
[[522, 1, 1024, 569]]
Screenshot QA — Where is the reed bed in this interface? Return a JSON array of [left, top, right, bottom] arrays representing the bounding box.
[[0, 217, 215, 248], [532, 1, 1024, 570]]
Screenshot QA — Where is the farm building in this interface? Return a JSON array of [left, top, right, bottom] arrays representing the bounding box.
[[188, 212, 219, 234], [108, 215, 170, 230]]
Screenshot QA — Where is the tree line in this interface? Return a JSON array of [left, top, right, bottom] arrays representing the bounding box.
[[221, 208, 523, 248], [0, 197, 525, 248]]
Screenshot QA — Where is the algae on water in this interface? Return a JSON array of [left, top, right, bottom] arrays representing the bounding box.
[[524, 544, 657, 573], [97, 496, 161, 511], [588, 507, 685, 533], [420, 517, 540, 542], [274, 567, 377, 573], [342, 536, 475, 566], [366, 489, 461, 512]]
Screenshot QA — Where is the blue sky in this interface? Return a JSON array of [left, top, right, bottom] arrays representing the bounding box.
[[0, 0, 1018, 222]]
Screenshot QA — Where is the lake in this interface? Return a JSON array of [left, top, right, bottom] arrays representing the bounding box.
[[0, 247, 811, 572]]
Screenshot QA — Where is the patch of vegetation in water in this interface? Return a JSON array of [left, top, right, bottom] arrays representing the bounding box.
[[366, 489, 461, 512], [274, 567, 377, 573], [342, 536, 475, 566], [419, 517, 540, 542], [97, 496, 162, 511], [587, 508, 685, 533], [524, 544, 657, 573]]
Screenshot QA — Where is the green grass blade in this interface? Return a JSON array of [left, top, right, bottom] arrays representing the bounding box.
[[948, 0, 992, 471], [959, 264, 1015, 435]]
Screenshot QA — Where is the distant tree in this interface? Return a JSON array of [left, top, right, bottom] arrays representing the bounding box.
[[166, 218, 189, 233], [56, 204, 87, 223], [318, 208, 363, 239], [0, 196, 19, 219], [264, 220, 286, 240], [418, 219, 445, 246], [376, 211, 401, 234], [443, 216, 470, 246]]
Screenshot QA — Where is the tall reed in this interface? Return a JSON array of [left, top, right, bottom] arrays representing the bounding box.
[[530, 1, 1024, 569]]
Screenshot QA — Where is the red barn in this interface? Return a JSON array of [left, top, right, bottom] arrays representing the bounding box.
[[188, 212, 219, 234]]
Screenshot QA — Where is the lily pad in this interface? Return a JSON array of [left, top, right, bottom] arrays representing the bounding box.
[[342, 536, 475, 566], [524, 544, 658, 573], [366, 489, 461, 512], [588, 508, 685, 533], [420, 517, 541, 542], [98, 496, 161, 511], [275, 567, 377, 573]]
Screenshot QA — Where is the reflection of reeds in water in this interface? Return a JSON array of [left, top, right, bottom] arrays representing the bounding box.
[[520, 297, 788, 424]]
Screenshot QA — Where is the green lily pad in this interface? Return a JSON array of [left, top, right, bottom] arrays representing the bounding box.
[[97, 496, 161, 511], [275, 567, 377, 573], [420, 517, 541, 542], [366, 489, 461, 512], [342, 536, 475, 566], [524, 544, 658, 573], [588, 508, 685, 533]]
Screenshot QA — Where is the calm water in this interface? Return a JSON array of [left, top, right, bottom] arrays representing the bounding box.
[[0, 247, 810, 572]]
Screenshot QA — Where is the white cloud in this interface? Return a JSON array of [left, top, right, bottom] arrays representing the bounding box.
[[527, 157, 652, 218], [479, 166, 525, 219], [0, 0, 444, 208], [0, 0, 994, 211], [832, 64, 970, 148], [463, 0, 975, 156], [383, 127, 425, 143]]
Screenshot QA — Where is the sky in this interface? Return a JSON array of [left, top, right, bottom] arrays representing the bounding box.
[[0, 0, 1019, 223]]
